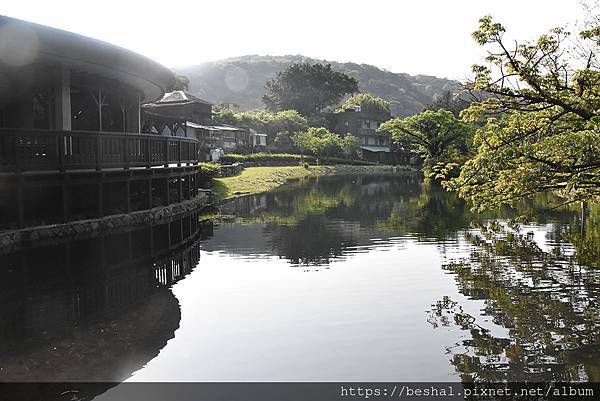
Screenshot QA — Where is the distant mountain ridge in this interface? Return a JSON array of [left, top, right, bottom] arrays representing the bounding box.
[[174, 55, 462, 118]]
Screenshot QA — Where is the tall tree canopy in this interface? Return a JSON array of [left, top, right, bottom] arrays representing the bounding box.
[[293, 127, 359, 160], [447, 14, 600, 211], [336, 93, 391, 115], [424, 90, 470, 117], [380, 109, 472, 169], [262, 63, 358, 116]]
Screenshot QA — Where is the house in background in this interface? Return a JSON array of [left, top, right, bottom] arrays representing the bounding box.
[[328, 107, 393, 163], [142, 90, 212, 137], [142, 91, 266, 161]]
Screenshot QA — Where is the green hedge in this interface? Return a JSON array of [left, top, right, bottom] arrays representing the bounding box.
[[219, 153, 382, 167], [199, 162, 221, 177], [220, 153, 317, 165], [322, 157, 380, 166]]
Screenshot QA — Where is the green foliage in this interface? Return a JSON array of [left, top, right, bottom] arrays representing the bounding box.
[[447, 14, 600, 211], [199, 162, 221, 177], [213, 109, 309, 152], [337, 93, 391, 115], [212, 107, 238, 125], [380, 109, 472, 170], [263, 63, 358, 116], [219, 153, 317, 165], [340, 134, 360, 159], [292, 127, 352, 160], [424, 90, 470, 117]]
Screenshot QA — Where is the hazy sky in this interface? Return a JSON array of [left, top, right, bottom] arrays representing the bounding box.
[[1, 0, 585, 80]]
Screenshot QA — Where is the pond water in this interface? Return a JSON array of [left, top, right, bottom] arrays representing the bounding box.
[[1, 173, 599, 392]]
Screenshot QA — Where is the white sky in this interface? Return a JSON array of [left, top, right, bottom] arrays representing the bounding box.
[[1, 0, 585, 80]]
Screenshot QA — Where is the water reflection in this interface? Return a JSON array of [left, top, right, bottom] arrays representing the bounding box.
[[208, 174, 600, 382], [211, 174, 485, 265], [2, 173, 599, 388], [0, 211, 211, 383], [429, 223, 600, 382]]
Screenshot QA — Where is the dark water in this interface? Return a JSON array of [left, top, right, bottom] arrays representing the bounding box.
[[1, 174, 599, 392]]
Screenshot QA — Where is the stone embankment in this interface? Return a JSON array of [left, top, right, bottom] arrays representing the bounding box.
[[0, 190, 212, 254]]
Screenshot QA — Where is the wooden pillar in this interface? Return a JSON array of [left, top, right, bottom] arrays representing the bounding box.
[[137, 93, 141, 134], [17, 175, 24, 228], [125, 92, 141, 134], [98, 181, 104, 218], [167, 221, 172, 249], [149, 226, 155, 256], [148, 176, 153, 209], [165, 176, 170, 205], [187, 172, 191, 200], [53, 67, 71, 131], [178, 173, 183, 202], [125, 178, 131, 213], [62, 175, 69, 222]]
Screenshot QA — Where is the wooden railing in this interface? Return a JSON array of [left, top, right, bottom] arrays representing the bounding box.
[[0, 128, 200, 172]]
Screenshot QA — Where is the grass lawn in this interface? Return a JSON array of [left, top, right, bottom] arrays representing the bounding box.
[[212, 166, 329, 201], [211, 164, 409, 202]]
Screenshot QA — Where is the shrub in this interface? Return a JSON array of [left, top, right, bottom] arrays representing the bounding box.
[[219, 153, 317, 165], [199, 162, 221, 177]]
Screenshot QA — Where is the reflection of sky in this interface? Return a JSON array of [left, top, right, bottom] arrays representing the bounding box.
[[123, 239, 475, 382], [96, 176, 597, 393]]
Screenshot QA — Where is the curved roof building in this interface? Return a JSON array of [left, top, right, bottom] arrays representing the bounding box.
[[0, 16, 205, 232]]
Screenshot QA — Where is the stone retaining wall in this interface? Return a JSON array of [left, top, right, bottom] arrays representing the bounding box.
[[0, 190, 213, 255], [220, 162, 245, 177]]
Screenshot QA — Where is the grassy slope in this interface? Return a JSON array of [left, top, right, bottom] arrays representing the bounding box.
[[212, 165, 405, 201], [212, 166, 329, 200]]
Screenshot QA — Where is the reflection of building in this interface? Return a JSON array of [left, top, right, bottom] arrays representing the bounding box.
[[0, 211, 211, 383], [0, 16, 203, 230], [328, 108, 393, 163], [142, 91, 266, 160]]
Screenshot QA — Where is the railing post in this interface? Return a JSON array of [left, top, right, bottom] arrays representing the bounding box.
[[178, 140, 182, 167], [58, 133, 65, 172], [146, 136, 151, 168], [124, 134, 130, 170], [164, 137, 169, 168], [178, 171, 183, 202], [96, 133, 102, 171], [148, 174, 153, 209]]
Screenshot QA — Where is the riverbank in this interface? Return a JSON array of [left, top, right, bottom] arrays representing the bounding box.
[[211, 165, 413, 201]]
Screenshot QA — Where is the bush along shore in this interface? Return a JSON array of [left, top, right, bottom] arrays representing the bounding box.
[[210, 165, 414, 202]]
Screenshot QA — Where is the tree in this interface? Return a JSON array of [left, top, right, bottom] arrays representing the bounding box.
[[380, 109, 472, 170], [446, 14, 600, 212], [424, 90, 470, 117], [292, 127, 345, 160], [341, 134, 360, 159], [262, 63, 358, 116], [172, 75, 190, 91], [212, 109, 309, 151], [212, 107, 238, 125], [337, 93, 391, 115]]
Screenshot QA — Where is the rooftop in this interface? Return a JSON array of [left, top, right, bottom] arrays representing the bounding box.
[[153, 91, 213, 106]]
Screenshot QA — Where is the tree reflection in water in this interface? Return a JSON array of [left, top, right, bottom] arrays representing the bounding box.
[[429, 222, 600, 382]]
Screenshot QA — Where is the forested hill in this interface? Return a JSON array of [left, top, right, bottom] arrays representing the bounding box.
[[173, 55, 461, 117]]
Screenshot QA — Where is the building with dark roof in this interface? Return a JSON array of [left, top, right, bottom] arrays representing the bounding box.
[[328, 108, 393, 163], [142, 91, 266, 161], [0, 16, 206, 231]]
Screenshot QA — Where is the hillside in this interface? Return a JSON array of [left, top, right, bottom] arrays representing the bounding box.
[[174, 55, 461, 118]]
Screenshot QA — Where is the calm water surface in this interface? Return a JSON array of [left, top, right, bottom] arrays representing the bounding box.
[[1, 174, 599, 392]]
